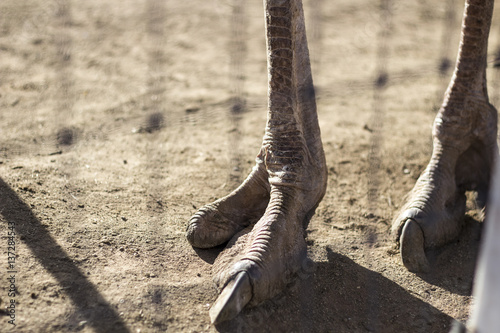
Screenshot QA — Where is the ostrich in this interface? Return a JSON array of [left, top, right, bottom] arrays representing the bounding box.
[[186, 0, 499, 328]]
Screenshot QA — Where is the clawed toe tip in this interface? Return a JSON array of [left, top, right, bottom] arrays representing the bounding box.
[[209, 271, 253, 325], [400, 219, 430, 273], [185, 219, 200, 246], [185, 215, 215, 248]]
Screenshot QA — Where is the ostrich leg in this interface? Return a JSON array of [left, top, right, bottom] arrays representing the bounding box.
[[186, 0, 327, 324], [392, 0, 498, 272]]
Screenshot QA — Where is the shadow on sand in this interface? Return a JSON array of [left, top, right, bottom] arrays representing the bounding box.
[[214, 247, 456, 333], [417, 215, 482, 296], [0, 178, 130, 332]]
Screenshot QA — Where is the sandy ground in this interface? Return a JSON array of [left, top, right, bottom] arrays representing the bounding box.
[[1, 0, 500, 332]]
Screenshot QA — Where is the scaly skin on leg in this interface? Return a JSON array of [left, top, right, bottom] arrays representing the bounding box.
[[186, 0, 327, 324], [392, 0, 498, 272]]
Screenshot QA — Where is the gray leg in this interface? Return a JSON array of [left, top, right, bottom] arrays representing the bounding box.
[[392, 0, 498, 272]]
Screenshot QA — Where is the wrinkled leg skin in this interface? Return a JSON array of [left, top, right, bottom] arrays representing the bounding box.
[[186, 0, 327, 325], [392, 0, 498, 272]]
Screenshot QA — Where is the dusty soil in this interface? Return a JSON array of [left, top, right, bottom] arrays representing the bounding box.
[[1, 0, 500, 332]]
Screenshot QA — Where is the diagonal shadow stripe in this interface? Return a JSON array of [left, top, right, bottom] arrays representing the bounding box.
[[0, 178, 130, 333]]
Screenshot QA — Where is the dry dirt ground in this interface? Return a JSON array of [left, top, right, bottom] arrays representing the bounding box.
[[1, 0, 500, 332]]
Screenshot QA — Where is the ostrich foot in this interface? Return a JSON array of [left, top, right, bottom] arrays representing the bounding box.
[[393, 137, 496, 272], [187, 0, 327, 324], [391, 0, 498, 272], [187, 147, 327, 324], [209, 187, 313, 324]]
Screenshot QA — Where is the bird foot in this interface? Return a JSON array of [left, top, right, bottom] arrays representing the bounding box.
[[208, 187, 314, 324], [188, 146, 327, 324], [392, 137, 496, 272]]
